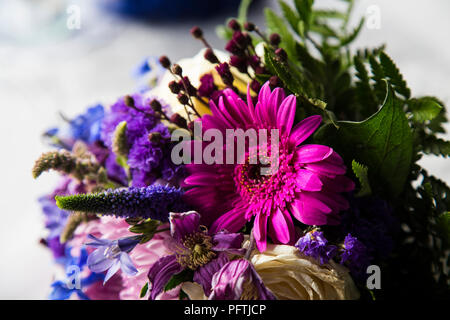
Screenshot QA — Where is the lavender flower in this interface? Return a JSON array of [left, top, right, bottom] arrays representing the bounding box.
[[147, 211, 244, 300], [209, 259, 276, 300], [55, 185, 189, 221], [295, 230, 338, 265], [86, 234, 140, 284]]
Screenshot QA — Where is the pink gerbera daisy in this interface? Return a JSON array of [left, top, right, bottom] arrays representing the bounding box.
[[183, 82, 354, 251]]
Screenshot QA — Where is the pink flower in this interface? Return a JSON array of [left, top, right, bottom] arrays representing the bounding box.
[[184, 82, 354, 251], [70, 216, 179, 300]]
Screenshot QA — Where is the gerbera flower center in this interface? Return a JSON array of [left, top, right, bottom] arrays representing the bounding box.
[[176, 231, 216, 270], [233, 143, 297, 212]]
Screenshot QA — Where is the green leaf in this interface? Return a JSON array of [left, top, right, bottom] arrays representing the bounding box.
[[279, 1, 300, 33], [263, 46, 306, 95], [379, 51, 411, 99], [351, 160, 372, 197], [315, 82, 414, 197], [164, 269, 194, 292], [264, 8, 298, 60], [312, 9, 347, 20], [436, 212, 450, 248], [238, 0, 252, 23], [294, 0, 313, 28], [339, 17, 364, 46], [408, 97, 443, 122], [140, 282, 149, 298], [422, 136, 450, 157]]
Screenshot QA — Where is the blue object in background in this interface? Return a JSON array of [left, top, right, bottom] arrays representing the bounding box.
[[99, 0, 243, 20]]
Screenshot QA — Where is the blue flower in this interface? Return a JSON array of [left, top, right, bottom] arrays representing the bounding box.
[[295, 230, 338, 265], [69, 104, 105, 144], [49, 247, 103, 300], [86, 234, 140, 284]]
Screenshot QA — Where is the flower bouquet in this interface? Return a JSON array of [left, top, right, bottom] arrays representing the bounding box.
[[33, 0, 449, 300]]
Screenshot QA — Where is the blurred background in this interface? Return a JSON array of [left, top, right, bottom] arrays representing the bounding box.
[[0, 0, 449, 299]]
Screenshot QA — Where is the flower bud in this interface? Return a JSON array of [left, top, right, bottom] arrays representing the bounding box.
[[148, 132, 162, 144], [228, 19, 241, 31], [244, 22, 255, 31], [190, 26, 203, 39], [150, 99, 162, 112], [124, 95, 135, 108], [275, 48, 287, 62], [158, 56, 171, 69], [168, 81, 181, 94], [204, 48, 219, 64], [177, 93, 189, 105], [170, 113, 188, 128], [172, 64, 183, 76], [269, 33, 281, 46]]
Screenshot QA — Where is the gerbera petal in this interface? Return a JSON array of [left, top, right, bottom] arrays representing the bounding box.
[[289, 200, 328, 225], [211, 206, 247, 234], [276, 95, 297, 136], [184, 173, 217, 186], [253, 212, 268, 252], [268, 88, 285, 125], [268, 208, 294, 244], [290, 115, 322, 146], [296, 169, 323, 191], [295, 144, 333, 163], [258, 81, 272, 110]]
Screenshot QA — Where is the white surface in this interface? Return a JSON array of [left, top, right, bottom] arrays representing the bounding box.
[[0, 0, 449, 299]]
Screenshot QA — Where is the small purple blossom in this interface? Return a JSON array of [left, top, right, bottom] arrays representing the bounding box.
[[147, 211, 244, 299], [209, 259, 276, 300], [198, 74, 217, 98], [295, 230, 338, 265], [86, 234, 140, 284], [340, 233, 371, 276]]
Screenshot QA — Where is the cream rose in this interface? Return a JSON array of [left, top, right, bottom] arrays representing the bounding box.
[[250, 244, 360, 300]]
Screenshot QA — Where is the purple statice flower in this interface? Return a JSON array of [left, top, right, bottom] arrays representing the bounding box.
[[101, 94, 158, 150], [86, 234, 140, 284], [147, 211, 244, 300], [101, 94, 185, 186], [339, 196, 398, 261], [209, 259, 276, 300], [127, 123, 170, 182], [340, 234, 371, 277], [49, 247, 103, 300], [295, 230, 338, 265]]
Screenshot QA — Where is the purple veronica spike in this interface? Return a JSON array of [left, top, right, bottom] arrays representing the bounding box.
[[209, 259, 276, 300], [86, 234, 140, 284], [147, 211, 244, 300]]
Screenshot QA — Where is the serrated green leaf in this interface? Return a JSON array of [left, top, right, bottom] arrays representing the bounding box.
[[164, 269, 194, 292], [436, 212, 450, 248], [408, 97, 443, 122], [315, 82, 413, 197], [379, 51, 411, 99], [339, 17, 364, 46], [140, 282, 149, 298], [422, 136, 450, 157], [352, 160, 372, 197]]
